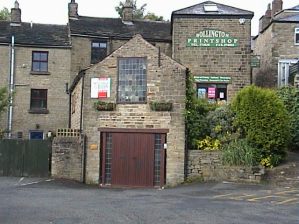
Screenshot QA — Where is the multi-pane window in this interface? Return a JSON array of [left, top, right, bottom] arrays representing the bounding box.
[[295, 28, 299, 45], [30, 89, 47, 110], [91, 40, 107, 64], [118, 58, 147, 103], [29, 131, 44, 140], [32, 51, 48, 72]]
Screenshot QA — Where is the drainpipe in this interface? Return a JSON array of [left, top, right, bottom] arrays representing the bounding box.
[[79, 73, 85, 132], [7, 35, 15, 139]]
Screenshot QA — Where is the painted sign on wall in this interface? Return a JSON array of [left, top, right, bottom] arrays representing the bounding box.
[[187, 30, 238, 47], [91, 77, 111, 98], [194, 76, 231, 83]]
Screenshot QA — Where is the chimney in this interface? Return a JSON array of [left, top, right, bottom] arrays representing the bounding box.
[[122, 0, 133, 22], [68, 0, 78, 19], [10, 1, 21, 24], [272, 0, 283, 17], [259, 4, 272, 33]]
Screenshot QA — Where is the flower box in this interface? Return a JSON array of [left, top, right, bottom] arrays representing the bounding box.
[[94, 101, 115, 111], [149, 101, 173, 111]]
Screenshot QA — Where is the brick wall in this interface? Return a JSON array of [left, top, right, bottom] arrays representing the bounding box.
[[52, 136, 84, 182], [72, 35, 186, 185], [172, 17, 252, 101]]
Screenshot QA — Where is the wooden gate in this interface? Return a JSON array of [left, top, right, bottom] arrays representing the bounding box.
[[0, 139, 51, 177], [101, 130, 166, 187]]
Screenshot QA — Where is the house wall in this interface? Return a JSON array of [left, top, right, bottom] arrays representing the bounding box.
[[172, 17, 252, 101], [2, 46, 71, 138], [70, 36, 172, 82], [70, 78, 83, 129], [73, 35, 186, 186], [0, 45, 10, 132], [253, 22, 299, 84]]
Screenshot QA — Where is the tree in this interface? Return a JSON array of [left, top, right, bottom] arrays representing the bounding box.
[[0, 87, 8, 139], [0, 7, 10, 21], [115, 0, 164, 21]]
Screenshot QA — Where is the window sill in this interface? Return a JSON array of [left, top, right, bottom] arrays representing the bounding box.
[[30, 71, 51, 75], [28, 109, 49, 114]]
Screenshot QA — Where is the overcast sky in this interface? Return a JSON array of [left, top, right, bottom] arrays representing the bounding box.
[[0, 0, 297, 35]]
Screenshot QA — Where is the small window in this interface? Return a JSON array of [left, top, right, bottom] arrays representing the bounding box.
[[117, 58, 147, 103], [197, 84, 227, 103], [32, 51, 48, 72], [29, 131, 44, 140], [295, 28, 299, 45], [204, 3, 218, 12], [30, 89, 48, 110], [91, 40, 107, 64]]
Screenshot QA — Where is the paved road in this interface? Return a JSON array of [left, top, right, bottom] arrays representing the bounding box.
[[0, 177, 298, 224]]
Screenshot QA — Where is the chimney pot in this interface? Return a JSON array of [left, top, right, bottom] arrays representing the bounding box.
[[122, 0, 133, 22], [10, 1, 21, 24], [68, 0, 78, 19]]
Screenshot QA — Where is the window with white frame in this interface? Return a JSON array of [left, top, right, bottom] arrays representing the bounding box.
[[295, 28, 299, 45]]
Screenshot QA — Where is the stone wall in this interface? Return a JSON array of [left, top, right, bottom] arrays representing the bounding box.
[[51, 136, 84, 182], [253, 22, 299, 84], [187, 150, 265, 183], [70, 36, 172, 82], [0, 45, 71, 138], [172, 17, 252, 101], [72, 35, 186, 185]]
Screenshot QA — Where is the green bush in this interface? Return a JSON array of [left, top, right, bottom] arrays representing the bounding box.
[[276, 86, 299, 150], [206, 105, 240, 143], [185, 71, 217, 149], [222, 139, 261, 167], [231, 85, 291, 153]]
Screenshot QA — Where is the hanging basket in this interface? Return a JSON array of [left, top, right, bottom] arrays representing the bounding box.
[[149, 101, 173, 111], [94, 101, 116, 111]]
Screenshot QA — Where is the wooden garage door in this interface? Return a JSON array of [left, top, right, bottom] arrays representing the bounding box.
[[101, 131, 165, 187]]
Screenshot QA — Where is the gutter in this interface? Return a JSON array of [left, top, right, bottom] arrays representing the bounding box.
[[7, 36, 15, 138]]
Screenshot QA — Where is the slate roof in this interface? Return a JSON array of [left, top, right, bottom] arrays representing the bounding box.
[[0, 21, 70, 47], [172, 1, 254, 18], [69, 16, 171, 42], [273, 4, 299, 22], [275, 14, 299, 22]]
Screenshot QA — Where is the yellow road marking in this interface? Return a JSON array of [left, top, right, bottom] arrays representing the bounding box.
[[274, 190, 298, 195], [229, 194, 256, 200], [275, 198, 299, 205], [213, 193, 235, 199], [247, 195, 283, 202]]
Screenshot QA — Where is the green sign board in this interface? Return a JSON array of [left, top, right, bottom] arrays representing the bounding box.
[[187, 30, 238, 47], [251, 55, 261, 68], [194, 76, 232, 83]]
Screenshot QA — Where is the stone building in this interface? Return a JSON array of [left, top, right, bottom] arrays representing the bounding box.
[[172, 1, 253, 102], [0, 0, 256, 187], [70, 34, 186, 186], [0, 1, 71, 139], [253, 0, 299, 87]]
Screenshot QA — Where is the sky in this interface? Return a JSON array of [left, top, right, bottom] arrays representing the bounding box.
[[0, 0, 297, 36]]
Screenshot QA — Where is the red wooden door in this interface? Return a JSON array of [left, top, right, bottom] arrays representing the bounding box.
[[111, 133, 155, 187]]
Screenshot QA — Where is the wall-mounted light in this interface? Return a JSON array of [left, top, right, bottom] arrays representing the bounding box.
[[239, 18, 246, 25]]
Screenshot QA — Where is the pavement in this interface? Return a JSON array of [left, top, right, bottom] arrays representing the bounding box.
[[0, 177, 298, 224]]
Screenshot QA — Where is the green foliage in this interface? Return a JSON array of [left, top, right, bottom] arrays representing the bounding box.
[[196, 136, 221, 151], [276, 86, 299, 150], [0, 87, 8, 115], [185, 71, 217, 149], [222, 139, 261, 167], [149, 101, 172, 111], [115, 0, 164, 21], [0, 7, 10, 21], [94, 101, 115, 111], [0, 87, 8, 139], [231, 85, 291, 152], [206, 105, 239, 143]]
